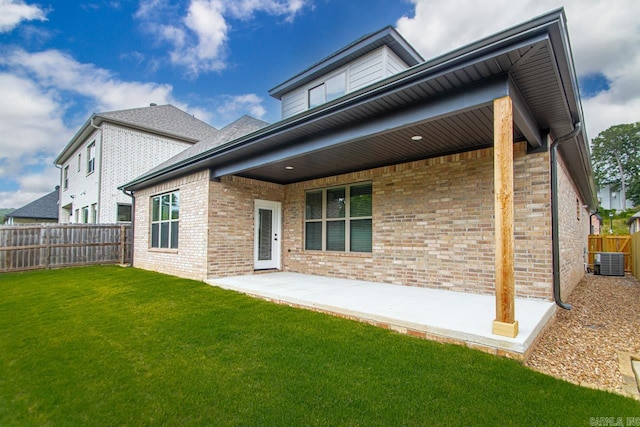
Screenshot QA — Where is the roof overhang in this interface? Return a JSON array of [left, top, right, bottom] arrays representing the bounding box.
[[122, 9, 597, 210]]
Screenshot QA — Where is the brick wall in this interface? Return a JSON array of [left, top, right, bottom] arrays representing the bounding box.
[[284, 142, 554, 299], [132, 141, 588, 302], [207, 176, 285, 277], [133, 170, 210, 280], [557, 152, 590, 298], [100, 124, 193, 223]]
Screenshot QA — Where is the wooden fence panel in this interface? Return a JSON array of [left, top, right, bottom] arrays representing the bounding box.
[[632, 232, 640, 281], [0, 224, 132, 273], [588, 235, 632, 272]]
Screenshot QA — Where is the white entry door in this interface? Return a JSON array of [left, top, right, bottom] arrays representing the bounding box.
[[254, 200, 281, 270]]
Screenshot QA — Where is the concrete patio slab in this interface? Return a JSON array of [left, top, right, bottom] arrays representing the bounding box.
[[206, 272, 556, 360]]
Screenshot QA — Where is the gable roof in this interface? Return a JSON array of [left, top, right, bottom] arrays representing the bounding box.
[[7, 188, 59, 220], [142, 115, 270, 178], [122, 10, 597, 210], [55, 104, 218, 165], [268, 26, 424, 99]]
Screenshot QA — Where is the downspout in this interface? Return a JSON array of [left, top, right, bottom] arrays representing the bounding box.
[[54, 163, 62, 221], [90, 117, 103, 222], [550, 121, 582, 310], [121, 188, 135, 267]]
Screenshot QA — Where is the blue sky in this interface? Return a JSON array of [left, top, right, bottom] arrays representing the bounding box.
[[1, 0, 639, 208]]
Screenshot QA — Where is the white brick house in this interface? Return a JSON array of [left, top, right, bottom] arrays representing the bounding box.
[[122, 11, 597, 345], [55, 104, 218, 224]]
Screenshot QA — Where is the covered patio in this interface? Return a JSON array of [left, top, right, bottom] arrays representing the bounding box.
[[207, 272, 555, 360]]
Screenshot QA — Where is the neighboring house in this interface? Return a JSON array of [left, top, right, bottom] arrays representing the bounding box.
[[628, 212, 640, 234], [122, 10, 597, 340], [597, 183, 634, 211], [54, 104, 218, 224], [4, 187, 59, 225], [590, 213, 602, 235]]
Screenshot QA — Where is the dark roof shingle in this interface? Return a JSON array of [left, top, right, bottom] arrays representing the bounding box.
[[97, 104, 218, 141], [142, 115, 269, 177], [7, 188, 59, 220]]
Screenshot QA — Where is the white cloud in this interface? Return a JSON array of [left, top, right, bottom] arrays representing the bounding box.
[[0, 72, 70, 178], [216, 93, 266, 123], [396, 0, 640, 140], [0, 0, 47, 33], [226, 0, 307, 21], [0, 165, 60, 208], [2, 48, 178, 112], [135, 0, 310, 77], [0, 48, 216, 207]]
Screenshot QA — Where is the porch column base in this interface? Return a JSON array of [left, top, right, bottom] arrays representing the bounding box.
[[492, 320, 519, 338]]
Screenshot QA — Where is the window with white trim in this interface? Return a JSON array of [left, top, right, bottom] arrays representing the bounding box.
[[117, 203, 132, 222], [63, 166, 69, 190], [82, 206, 89, 224], [87, 142, 96, 174], [305, 183, 372, 252], [308, 72, 346, 109], [151, 192, 179, 249]]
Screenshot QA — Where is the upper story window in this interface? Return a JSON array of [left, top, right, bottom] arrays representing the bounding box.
[[77, 153, 82, 172], [87, 142, 96, 174], [63, 166, 69, 190], [308, 73, 346, 109], [151, 192, 179, 249]]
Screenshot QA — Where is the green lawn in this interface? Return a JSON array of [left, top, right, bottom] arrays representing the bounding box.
[[0, 267, 637, 425]]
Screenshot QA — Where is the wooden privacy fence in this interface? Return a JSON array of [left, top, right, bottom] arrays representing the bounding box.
[[587, 234, 632, 272], [631, 232, 640, 281], [0, 224, 132, 273]]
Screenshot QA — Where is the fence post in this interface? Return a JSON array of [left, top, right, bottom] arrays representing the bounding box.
[[44, 225, 51, 270], [120, 224, 126, 265]]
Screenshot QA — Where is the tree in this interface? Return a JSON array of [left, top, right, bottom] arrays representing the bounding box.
[[591, 123, 640, 210]]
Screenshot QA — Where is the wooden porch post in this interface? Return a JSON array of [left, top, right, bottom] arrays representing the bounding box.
[[492, 96, 519, 338]]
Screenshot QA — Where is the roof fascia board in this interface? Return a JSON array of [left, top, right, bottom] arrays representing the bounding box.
[[211, 77, 508, 179], [507, 76, 543, 149]]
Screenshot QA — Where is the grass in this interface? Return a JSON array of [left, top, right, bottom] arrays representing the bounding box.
[[0, 267, 638, 426]]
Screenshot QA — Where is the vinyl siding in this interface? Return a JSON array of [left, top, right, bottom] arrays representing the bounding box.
[[280, 46, 410, 119], [349, 48, 384, 91]]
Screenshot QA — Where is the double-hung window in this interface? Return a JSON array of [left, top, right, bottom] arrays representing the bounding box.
[[63, 166, 69, 190], [305, 183, 372, 252], [87, 142, 96, 174], [151, 192, 179, 249]]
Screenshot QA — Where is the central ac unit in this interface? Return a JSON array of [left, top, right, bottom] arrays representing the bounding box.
[[594, 252, 625, 276]]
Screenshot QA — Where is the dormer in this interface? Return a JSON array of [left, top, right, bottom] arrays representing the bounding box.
[[269, 26, 424, 119]]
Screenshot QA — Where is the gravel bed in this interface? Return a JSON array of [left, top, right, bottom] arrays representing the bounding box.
[[526, 273, 640, 396]]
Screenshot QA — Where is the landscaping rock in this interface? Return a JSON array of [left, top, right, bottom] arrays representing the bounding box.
[[526, 274, 640, 398]]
